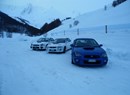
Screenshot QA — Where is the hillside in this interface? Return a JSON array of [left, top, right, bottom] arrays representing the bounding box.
[[49, 0, 130, 34], [75, 0, 130, 28]]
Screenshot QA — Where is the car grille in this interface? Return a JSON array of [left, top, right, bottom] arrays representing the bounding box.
[[49, 47, 56, 48], [33, 44, 39, 47], [84, 60, 101, 64], [84, 55, 100, 58]]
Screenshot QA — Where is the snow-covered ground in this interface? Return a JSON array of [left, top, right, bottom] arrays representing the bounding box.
[[0, 30, 130, 95]]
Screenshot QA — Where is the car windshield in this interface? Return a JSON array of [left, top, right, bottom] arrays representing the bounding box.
[[37, 38, 49, 42], [75, 39, 99, 47], [53, 39, 66, 44]]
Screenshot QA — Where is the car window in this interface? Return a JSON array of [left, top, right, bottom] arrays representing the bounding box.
[[37, 38, 49, 42], [54, 39, 66, 43], [75, 39, 99, 47], [50, 38, 54, 41]]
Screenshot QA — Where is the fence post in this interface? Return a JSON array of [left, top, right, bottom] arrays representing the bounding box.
[[77, 28, 79, 35], [64, 30, 65, 35], [104, 5, 107, 11], [105, 25, 107, 33]]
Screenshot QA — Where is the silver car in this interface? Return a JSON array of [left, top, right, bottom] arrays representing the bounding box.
[[47, 38, 71, 53], [30, 38, 54, 50]]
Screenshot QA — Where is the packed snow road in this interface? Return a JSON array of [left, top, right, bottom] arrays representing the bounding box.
[[0, 33, 130, 95]]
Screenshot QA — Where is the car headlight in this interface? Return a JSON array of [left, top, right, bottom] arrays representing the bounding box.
[[101, 53, 107, 58], [41, 44, 45, 47], [74, 51, 82, 57], [57, 46, 63, 49]]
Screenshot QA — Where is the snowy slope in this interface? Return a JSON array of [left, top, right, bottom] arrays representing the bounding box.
[[74, 0, 130, 28], [0, 3, 65, 28], [50, 0, 130, 32]]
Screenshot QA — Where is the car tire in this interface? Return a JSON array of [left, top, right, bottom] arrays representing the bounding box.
[[71, 55, 74, 64], [32, 48, 35, 50], [63, 47, 66, 53], [71, 59, 74, 64]]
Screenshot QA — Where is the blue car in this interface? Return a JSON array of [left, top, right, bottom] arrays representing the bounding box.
[[71, 38, 108, 66]]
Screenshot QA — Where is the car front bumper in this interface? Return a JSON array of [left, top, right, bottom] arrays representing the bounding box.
[[47, 47, 64, 53], [72, 55, 108, 66], [31, 44, 46, 50]]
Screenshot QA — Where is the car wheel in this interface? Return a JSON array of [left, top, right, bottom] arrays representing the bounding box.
[[71, 59, 74, 64], [32, 48, 35, 50], [71, 55, 74, 64], [63, 47, 66, 53]]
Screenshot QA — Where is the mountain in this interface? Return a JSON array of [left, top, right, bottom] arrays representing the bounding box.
[[0, 11, 62, 36], [0, 3, 65, 28], [0, 11, 42, 36]]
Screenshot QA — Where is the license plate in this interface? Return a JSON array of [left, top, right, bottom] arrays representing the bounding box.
[[88, 59, 96, 62], [50, 49, 56, 51]]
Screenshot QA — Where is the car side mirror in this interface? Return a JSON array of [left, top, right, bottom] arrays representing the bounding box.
[[99, 44, 103, 47], [71, 44, 74, 47]]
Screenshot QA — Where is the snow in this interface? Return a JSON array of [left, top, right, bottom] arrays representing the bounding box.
[[54, 0, 130, 30], [1, 29, 130, 95], [1, 0, 130, 95]]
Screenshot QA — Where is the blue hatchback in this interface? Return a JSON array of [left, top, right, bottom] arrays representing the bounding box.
[[71, 38, 108, 66]]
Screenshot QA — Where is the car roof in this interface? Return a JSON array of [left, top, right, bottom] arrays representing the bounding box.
[[74, 38, 95, 40], [39, 37, 53, 39], [55, 38, 69, 40]]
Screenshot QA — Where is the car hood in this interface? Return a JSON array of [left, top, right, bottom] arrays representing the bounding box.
[[73, 47, 106, 55], [48, 43, 65, 47]]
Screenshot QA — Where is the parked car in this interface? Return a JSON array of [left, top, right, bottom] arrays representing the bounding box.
[[71, 38, 108, 66], [30, 38, 54, 50], [47, 38, 71, 53]]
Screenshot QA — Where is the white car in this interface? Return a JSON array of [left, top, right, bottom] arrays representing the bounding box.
[[30, 38, 54, 50], [47, 38, 71, 53]]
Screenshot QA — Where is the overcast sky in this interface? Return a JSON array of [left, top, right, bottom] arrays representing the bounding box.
[[1, 0, 114, 17]]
